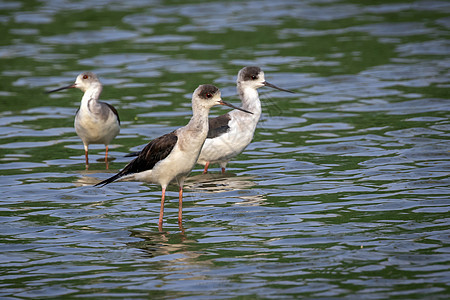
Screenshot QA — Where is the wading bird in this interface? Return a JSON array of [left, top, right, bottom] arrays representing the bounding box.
[[197, 66, 293, 173], [46, 72, 120, 169], [95, 85, 251, 230]]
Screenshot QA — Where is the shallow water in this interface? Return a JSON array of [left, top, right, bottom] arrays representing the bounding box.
[[1, 0, 449, 298]]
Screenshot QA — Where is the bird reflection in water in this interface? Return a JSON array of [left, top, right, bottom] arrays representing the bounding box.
[[73, 171, 264, 231], [186, 173, 266, 207], [127, 229, 191, 258]]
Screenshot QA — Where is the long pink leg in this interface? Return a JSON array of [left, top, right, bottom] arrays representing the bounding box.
[[158, 187, 166, 231], [105, 145, 109, 169], [202, 162, 210, 174], [178, 186, 183, 226], [84, 145, 89, 170]]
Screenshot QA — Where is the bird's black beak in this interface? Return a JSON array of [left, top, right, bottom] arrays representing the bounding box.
[[263, 81, 294, 93], [218, 100, 253, 114], [45, 84, 76, 94]]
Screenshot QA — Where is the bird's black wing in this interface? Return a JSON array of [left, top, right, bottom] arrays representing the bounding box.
[[95, 131, 178, 187], [104, 102, 121, 125], [125, 113, 231, 158], [129, 131, 178, 173], [125, 151, 141, 157], [207, 113, 231, 139]]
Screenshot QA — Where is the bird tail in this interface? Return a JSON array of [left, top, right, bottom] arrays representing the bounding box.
[[96, 153, 143, 187], [94, 171, 126, 187], [124, 151, 140, 157]]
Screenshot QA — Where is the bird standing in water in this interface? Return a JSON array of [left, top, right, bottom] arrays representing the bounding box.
[[197, 66, 293, 174], [46, 72, 120, 169], [94, 84, 251, 230]]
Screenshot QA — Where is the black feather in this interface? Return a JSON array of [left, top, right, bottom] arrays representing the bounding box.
[[95, 131, 178, 187], [242, 66, 261, 81], [94, 172, 124, 187], [105, 102, 121, 125], [125, 151, 140, 157], [207, 113, 231, 139]]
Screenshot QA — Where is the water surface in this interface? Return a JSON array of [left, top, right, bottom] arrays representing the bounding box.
[[1, 0, 449, 298]]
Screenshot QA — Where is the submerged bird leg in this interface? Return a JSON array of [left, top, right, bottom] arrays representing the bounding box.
[[105, 145, 109, 161], [158, 188, 166, 231], [220, 162, 227, 174], [203, 162, 210, 174], [84, 144, 89, 169], [105, 145, 109, 169], [178, 186, 183, 226], [178, 222, 185, 234]]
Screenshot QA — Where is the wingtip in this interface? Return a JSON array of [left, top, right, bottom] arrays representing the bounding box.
[[94, 180, 109, 188], [94, 173, 122, 187], [124, 151, 140, 157], [93, 181, 107, 187]]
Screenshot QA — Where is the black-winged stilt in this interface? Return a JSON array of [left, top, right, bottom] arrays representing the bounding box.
[[46, 72, 120, 169], [94, 84, 251, 230], [197, 66, 293, 174]]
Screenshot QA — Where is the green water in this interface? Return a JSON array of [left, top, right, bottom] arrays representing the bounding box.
[[1, 0, 449, 298]]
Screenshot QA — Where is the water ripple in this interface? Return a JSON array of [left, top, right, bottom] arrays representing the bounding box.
[[0, 0, 449, 299]]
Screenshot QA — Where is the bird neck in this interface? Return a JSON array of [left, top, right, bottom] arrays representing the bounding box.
[[81, 85, 102, 106], [185, 105, 210, 135], [177, 105, 210, 153], [237, 85, 262, 116]]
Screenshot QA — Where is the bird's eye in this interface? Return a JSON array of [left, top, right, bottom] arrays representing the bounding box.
[[82, 74, 89, 79], [206, 93, 212, 98], [251, 75, 257, 80]]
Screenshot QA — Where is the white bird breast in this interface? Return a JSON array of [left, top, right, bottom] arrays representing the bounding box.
[[199, 112, 259, 164]]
